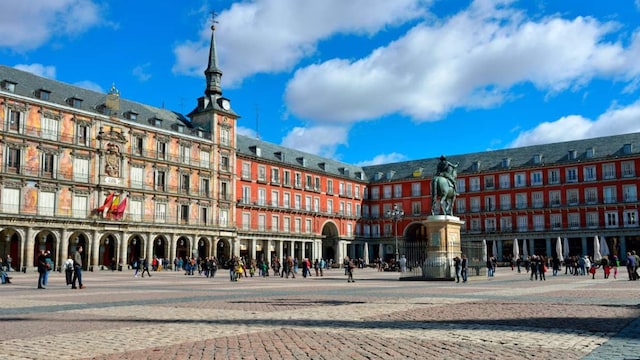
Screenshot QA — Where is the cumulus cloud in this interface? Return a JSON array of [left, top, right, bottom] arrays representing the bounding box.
[[0, 0, 105, 51], [280, 125, 349, 159], [73, 80, 104, 93], [13, 63, 56, 78], [285, 1, 639, 124], [172, 0, 427, 86], [356, 152, 407, 166], [237, 126, 258, 139], [132, 63, 152, 82], [509, 101, 640, 147]]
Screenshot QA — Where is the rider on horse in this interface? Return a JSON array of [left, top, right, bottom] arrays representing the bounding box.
[[437, 155, 458, 194]]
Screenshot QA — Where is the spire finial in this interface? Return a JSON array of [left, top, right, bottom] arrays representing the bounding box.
[[210, 11, 218, 31]]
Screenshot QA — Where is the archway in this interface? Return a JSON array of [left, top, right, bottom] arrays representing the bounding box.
[[68, 232, 89, 270], [176, 237, 190, 260], [404, 222, 428, 266], [153, 236, 167, 259], [0, 230, 20, 271], [321, 221, 340, 263], [33, 231, 56, 267], [216, 238, 230, 264], [197, 237, 209, 259], [100, 234, 117, 269], [128, 235, 143, 264]]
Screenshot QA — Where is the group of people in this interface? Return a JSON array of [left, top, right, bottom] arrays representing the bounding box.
[[39, 246, 84, 289]]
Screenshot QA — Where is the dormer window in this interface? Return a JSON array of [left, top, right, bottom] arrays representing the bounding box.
[[67, 97, 83, 108], [297, 157, 307, 167], [124, 111, 138, 121], [501, 158, 511, 168], [151, 118, 162, 127], [533, 154, 542, 164], [586, 148, 595, 158], [623, 143, 633, 154], [568, 150, 577, 160], [177, 124, 184, 133], [1, 80, 16, 92], [472, 161, 481, 172], [35, 89, 51, 101]]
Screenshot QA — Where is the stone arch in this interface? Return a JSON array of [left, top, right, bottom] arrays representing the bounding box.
[[176, 236, 191, 259], [127, 234, 144, 264], [68, 231, 90, 270], [33, 230, 57, 267], [321, 220, 340, 263], [196, 236, 210, 259], [216, 238, 230, 263], [152, 235, 169, 260], [98, 233, 118, 268], [0, 228, 23, 271]]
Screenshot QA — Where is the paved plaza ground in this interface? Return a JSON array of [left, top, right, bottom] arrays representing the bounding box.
[[1, 266, 639, 360]]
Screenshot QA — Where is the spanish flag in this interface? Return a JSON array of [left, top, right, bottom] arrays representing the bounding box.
[[97, 192, 115, 217], [111, 192, 128, 220]]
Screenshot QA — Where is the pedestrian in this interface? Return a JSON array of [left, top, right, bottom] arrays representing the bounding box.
[[314, 259, 319, 277], [626, 252, 637, 280], [346, 256, 355, 283], [37, 250, 47, 289], [0, 265, 11, 284], [140, 258, 152, 278], [6, 254, 12, 272], [461, 254, 468, 283], [71, 246, 85, 289], [399, 255, 407, 273], [64, 255, 74, 286], [319, 258, 325, 276], [486, 257, 493, 277], [453, 256, 461, 283], [43, 250, 54, 286]]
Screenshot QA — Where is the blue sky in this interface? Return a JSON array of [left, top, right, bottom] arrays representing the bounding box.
[[2, 0, 640, 166]]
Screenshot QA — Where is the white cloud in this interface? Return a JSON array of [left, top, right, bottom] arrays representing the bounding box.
[[73, 80, 104, 93], [132, 63, 152, 82], [172, 0, 427, 86], [13, 64, 56, 78], [237, 126, 258, 139], [509, 100, 640, 147], [356, 152, 407, 166], [280, 125, 349, 159], [0, 0, 104, 52], [285, 1, 639, 124]]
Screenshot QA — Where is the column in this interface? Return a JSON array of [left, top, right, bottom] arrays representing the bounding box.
[[278, 240, 283, 260], [620, 235, 627, 258], [60, 228, 69, 271], [91, 230, 99, 271], [250, 237, 257, 261], [25, 227, 34, 272], [545, 237, 552, 258], [581, 236, 588, 256], [147, 234, 153, 261], [497, 240, 503, 261], [233, 238, 240, 258], [120, 232, 128, 266]]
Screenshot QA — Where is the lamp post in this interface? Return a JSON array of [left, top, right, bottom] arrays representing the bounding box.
[[386, 205, 404, 262]]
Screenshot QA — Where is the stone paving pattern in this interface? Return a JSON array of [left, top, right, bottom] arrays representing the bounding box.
[[0, 267, 639, 360]]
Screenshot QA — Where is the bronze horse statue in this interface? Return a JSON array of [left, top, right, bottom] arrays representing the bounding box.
[[431, 168, 457, 216]]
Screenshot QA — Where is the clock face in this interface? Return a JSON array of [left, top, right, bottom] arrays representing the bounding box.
[[221, 99, 230, 110]]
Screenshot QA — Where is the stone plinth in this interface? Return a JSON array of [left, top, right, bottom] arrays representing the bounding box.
[[423, 215, 464, 280]]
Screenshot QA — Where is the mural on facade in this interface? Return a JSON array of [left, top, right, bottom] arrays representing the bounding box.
[[23, 186, 37, 213], [58, 188, 71, 216], [25, 146, 38, 174], [59, 150, 72, 179]]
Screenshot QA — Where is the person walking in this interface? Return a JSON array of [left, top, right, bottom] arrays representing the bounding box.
[[461, 254, 468, 283], [71, 246, 85, 289], [346, 256, 355, 283], [37, 250, 48, 289], [453, 256, 461, 283], [140, 258, 152, 278], [64, 255, 74, 286]]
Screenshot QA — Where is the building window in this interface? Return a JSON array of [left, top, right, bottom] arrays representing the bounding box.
[[485, 218, 496, 232], [41, 152, 56, 178], [6, 147, 21, 174], [271, 190, 279, 207], [624, 210, 638, 227], [72, 195, 88, 219], [258, 214, 266, 231], [257, 165, 266, 182], [383, 185, 392, 199], [283, 193, 290, 208], [77, 123, 90, 146], [271, 168, 280, 184], [326, 179, 333, 194], [566, 189, 579, 205], [484, 176, 495, 189], [38, 191, 55, 216], [294, 172, 302, 188], [295, 218, 301, 233], [622, 161, 635, 177], [586, 212, 598, 228], [566, 168, 578, 183], [412, 201, 421, 215], [530, 171, 542, 186], [393, 184, 402, 198], [155, 170, 166, 191], [337, 182, 344, 196], [73, 158, 89, 183], [294, 194, 301, 210], [180, 173, 190, 194], [548, 169, 560, 184], [283, 171, 291, 186], [219, 180, 229, 200], [219, 154, 229, 171], [241, 162, 251, 180], [585, 188, 597, 204], [516, 193, 527, 209], [242, 186, 251, 204], [500, 194, 511, 210], [532, 192, 543, 208], [200, 178, 210, 197], [305, 218, 312, 233], [370, 186, 379, 200], [470, 197, 480, 212], [549, 191, 561, 206], [470, 177, 480, 191], [602, 163, 615, 179], [179, 144, 191, 164], [456, 199, 466, 213], [568, 213, 580, 228], [623, 184, 637, 202], [129, 199, 142, 221], [456, 178, 466, 193], [257, 188, 266, 206], [314, 197, 320, 212], [514, 173, 526, 187], [305, 195, 312, 211], [603, 186, 617, 204], [550, 214, 562, 229], [605, 211, 618, 228], [517, 216, 528, 231], [411, 183, 420, 196], [41, 115, 59, 141], [242, 213, 251, 230], [533, 215, 544, 231], [355, 185, 361, 199], [220, 128, 230, 146], [583, 166, 596, 181], [499, 174, 510, 189], [315, 177, 322, 192], [155, 203, 167, 223], [156, 141, 167, 160], [130, 166, 143, 189], [470, 219, 481, 232], [484, 196, 495, 211], [179, 204, 189, 224], [500, 216, 512, 231], [200, 206, 209, 225], [7, 108, 24, 133], [271, 215, 279, 231]]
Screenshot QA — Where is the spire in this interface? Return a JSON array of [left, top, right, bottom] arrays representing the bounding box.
[[205, 12, 223, 98]]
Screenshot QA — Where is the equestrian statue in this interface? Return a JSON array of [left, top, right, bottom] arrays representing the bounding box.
[[431, 155, 458, 216]]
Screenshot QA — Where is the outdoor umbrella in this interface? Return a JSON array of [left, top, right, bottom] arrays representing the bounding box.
[[513, 238, 520, 260], [522, 239, 529, 258], [492, 240, 498, 258], [363, 242, 369, 265], [599, 236, 610, 257], [556, 237, 564, 263], [563, 237, 570, 259], [593, 235, 602, 262]]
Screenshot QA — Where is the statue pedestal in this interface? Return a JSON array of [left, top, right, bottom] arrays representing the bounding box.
[[422, 215, 464, 280]]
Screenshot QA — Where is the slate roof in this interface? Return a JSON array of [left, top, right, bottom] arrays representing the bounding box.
[[362, 132, 640, 183], [237, 135, 368, 181], [0, 65, 197, 136]]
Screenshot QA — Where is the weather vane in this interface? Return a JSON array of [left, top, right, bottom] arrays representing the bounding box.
[[210, 11, 219, 30]]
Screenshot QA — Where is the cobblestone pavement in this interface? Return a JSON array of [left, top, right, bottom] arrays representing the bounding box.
[[1, 267, 639, 360]]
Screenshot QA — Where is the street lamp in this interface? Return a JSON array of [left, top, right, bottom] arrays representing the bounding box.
[[386, 205, 404, 262]]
